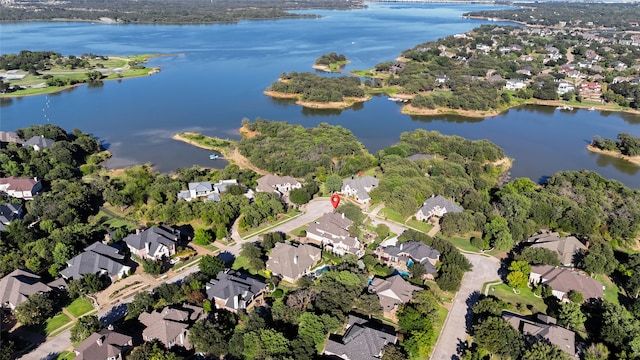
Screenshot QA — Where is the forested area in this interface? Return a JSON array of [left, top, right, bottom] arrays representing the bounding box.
[[0, 51, 107, 73], [464, 2, 640, 30], [269, 72, 365, 103], [314, 52, 347, 66], [370, 129, 506, 218], [238, 119, 376, 177], [0, 0, 364, 23], [592, 133, 640, 156]]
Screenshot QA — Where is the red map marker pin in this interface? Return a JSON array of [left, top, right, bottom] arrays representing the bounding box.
[[330, 194, 341, 209]]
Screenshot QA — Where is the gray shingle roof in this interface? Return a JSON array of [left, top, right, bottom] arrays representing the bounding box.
[[407, 154, 433, 161], [59, 242, 128, 280], [307, 212, 360, 252], [368, 275, 421, 312], [206, 270, 266, 311], [419, 195, 464, 217], [503, 312, 576, 357], [74, 328, 132, 360], [527, 232, 586, 266], [381, 241, 440, 274], [0, 203, 21, 231], [138, 307, 191, 348], [24, 135, 55, 149], [531, 265, 603, 300], [0, 269, 52, 308], [342, 176, 379, 202], [123, 225, 179, 254], [266, 242, 321, 281], [188, 181, 212, 192], [324, 315, 397, 360]]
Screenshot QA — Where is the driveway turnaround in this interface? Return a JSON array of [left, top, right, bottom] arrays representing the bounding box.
[[430, 253, 501, 360]]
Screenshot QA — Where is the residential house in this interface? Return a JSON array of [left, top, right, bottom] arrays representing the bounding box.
[[0, 70, 26, 80], [415, 195, 463, 221], [60, 242, 130, 281], [256, 174, 301, 196], [323, 315, 397, 360], [435, 75, 450, 84], [529, 265, 603, 301], [0, 131, 25, 145], [0, 203, 22, 231], [556, 81, 575, 95], [123, 225, 180, 260], [177, 181, 213, 201], [307, 212, 363, 257], [475, 44, 491, 53], [74, 327, 133, 360], [376, 240, 440, 277], [24, 135, 55, 151], [341, 175, 379, 204], [526, 232, 586, 267], [505, 79, 527, 91], [368, 275, 421, 319], [579, 81, 602, 100], [0, 269, 52, 310], [503, 312, 578, 358], [0, 177, 42, 200], [205, 270, 267, 313], [138, 305, 203, 349], [266, 242, 321, 283]]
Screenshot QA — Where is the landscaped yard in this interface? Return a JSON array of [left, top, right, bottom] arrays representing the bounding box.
[[406, 219, 434, 234], [56, 351, 76, 360], [596, 274, 621, 305], [65, 297, 95, 317], [45, 312, 72, 336], [486, 283, 547, 315], [378, 208, 405, 223]]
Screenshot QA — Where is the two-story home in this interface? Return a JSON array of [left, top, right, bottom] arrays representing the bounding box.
[[340, 175, 379, 204], [368, 275, 421, 320], [376, 240, 440, 277], [529, 265, 603, 302], [177, 181, 214, 202], [74, 327, 133, 360], [0, 203, 22, 232], [60, 242, 130, 281], [323, 315, 397, 359], [266, 242, 321, 283], [138, 305, 203, 349], [503, 312, 578, 359], [415, 195, 463, 222], [307, 212, 363, 257], [256, 174, 301, 197], [0, 269, 52, 310], [205, 270, 267, 313], [123, 225, 180, 261], [0, 177, 42, 200], [505, 79, 527, 91], [526, 232, 586, 267]]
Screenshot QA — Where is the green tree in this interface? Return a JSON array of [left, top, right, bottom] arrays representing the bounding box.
[[70, 315, 103, 343], [581, 242, 618, 276], [127, 339, 183, 360], [142, 258, 163, 275], [240, 242, 265, 272], [375, 223, 390, 240], [567, 290, 584, 303], [289, 187, 311, 205], [126, 291, 155, 319], [337, 202, 366, 225], [298, 312, 327, 352], [82, 273, 103, 294], [557, 301, 585, 331], [199, 255, 224, 278], [325, 174, 343, 193], [515, 247, 561, 266], [506, 260, 531, 290], [14, 292, 54, 326], [193, 228, 214, 245], [382, 344, 408, 360], [483, 216, 513, 250], [408, 262, 427, 279], [188, 319, 229, 356], [473, 316, 524, 359], [583, 343, 610, 360], [521, 341, 570, 360], [355, 293, 383, 319]]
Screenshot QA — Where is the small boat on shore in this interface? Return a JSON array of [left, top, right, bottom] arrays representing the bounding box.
[[556, 105, 573, 111], [588, 106, 595, 111], [209, 154, 221, 160], [388, 97, 408, 103]]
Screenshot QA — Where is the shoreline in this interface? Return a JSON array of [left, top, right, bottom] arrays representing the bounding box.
[[264, 90, 370, 109], [587, 145, 640, 166]]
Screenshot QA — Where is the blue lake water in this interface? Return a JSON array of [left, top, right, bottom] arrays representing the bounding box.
[[1, 2, 639, 187]]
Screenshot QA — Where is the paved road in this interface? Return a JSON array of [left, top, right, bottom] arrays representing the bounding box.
[[17, 329, 71, 360], [430, 253, 501, 360]]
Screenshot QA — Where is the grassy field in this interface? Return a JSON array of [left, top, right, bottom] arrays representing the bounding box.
[[406, 219, 434, 234], [45, 313, 72, 336], [66, 297, 94, 318], [487, 283, 547, 315], [596, 274, 621, 305], [378, 208, 405, 223]]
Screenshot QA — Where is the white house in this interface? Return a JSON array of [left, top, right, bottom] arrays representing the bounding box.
[[307, 212, 363, 257], [256, 175, 301, 196], [505, 79, 527, 91], [341, 175, 379, 203], [415, 195, 463, 221], [0, 177, 42, 200]]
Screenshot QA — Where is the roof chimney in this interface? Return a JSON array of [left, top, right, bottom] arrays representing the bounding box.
[[96, 336, 104, 346], [136, 228, 141, 235], [107, 324, 114, 331], [341, 213, 345, 219], [294, 255, 298, 265]]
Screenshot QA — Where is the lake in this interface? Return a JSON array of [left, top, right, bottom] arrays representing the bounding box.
[[1, 2, 639, 188]]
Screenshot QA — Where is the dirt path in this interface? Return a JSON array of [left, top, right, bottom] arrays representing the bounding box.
[[227, 148, 269, 175]]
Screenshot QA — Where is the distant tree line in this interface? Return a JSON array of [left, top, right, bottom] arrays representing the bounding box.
[[0, 0, 365, 23], [0, 50, 106, 73], [315, 52, 347, 66]]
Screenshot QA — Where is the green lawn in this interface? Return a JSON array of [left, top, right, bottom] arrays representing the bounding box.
[[438, 234, 480, 253], [66, 297, 94, 317], [406, 219, 434, 234], [45, 312, 72, 336], [173, 255, 202, 271], [378, 208, 405, 223], [596, 274, 621, 305], [487, 283, 547, 315], [56, 351, 76, 360]]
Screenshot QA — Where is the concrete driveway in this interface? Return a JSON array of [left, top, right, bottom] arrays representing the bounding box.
[[430, 253, 501, 360], [17, 329, 71, 360]]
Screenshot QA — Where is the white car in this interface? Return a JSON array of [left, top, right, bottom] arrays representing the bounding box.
[[170, 257, 180, 264]]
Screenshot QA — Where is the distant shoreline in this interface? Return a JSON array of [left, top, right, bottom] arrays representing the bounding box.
[[264, 90, 370, 109], [587, 145, 640, 166]]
